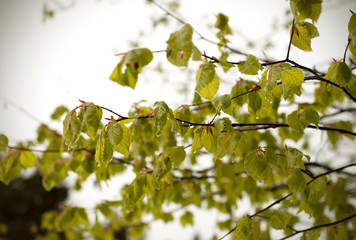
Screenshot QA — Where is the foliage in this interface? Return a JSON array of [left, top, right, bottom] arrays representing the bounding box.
[[2, 1, 356, 239]]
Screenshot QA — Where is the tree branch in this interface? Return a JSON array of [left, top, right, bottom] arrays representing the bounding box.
[[286, 19, 295, 60], [280, 213, 356, 240]]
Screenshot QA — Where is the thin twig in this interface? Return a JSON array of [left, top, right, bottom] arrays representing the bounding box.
[[280, 213, 356, 240], [286, 20, 295, 60]]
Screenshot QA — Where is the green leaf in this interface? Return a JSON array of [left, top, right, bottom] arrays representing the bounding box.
[[215, 13, 232, 36], [63, 111, 81, 147], [166, 146, 186, 168], [192, 45, 202, 61], [325, 63, 353, 87], [214, 94, 232, 114], [307, 176, 327, 204], [286, 168, 306, 192], [20, 151, 37, 168], [292, 22, 319, 51], [166, 24, 193, 66], [109, 48, 153, 89], [281, 67, 304, 86], [290, 0, 322, 22], [287, 109, 319, 133], [180, 211, 194, 226], [95, 134, 114, 166], [285, 147, 306, 169], [50, 105, 68, 120], [238, 55, 262, 75], [235, 216, 260, 240], [81, 103, 103, 140], [244, 149, 271, 182], [192, 127, 203, 152], [153, 101, 173, 136], [349, 13, 356, 47], [115, 123, 131, 156], [195, 62, 220, 101], [201, 126, 217, 155], [248, 91, 262, 115], [271, 211, 292, 230], [0, 134, 8, 152], [106, 121, 123, 147]]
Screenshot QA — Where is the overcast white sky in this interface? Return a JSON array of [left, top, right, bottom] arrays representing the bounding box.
[[0, 0, 355, 239]]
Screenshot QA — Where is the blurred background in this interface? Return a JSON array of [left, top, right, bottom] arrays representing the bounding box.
[[0, 0, 355, 239]]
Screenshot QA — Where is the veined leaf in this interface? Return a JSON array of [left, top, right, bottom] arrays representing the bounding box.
[[110, 48, 153, 89], [95, 134, 114, 166], [214, 94, 232, 114], [271, 211, 292, 230], [192, 127, 203, 152], [324, 63, 353, 87], [192, 45, 202, 61], [166, 146, 186, 168], [20, 151, 37, 168], [115, 123, 131, 156], [290, 0, 322, 22], [195, 62, 220, 101], [286, 168, 306, 192], [307, 176, 327, 204], [292, 22, 319, 51], [106, 121, 123, 147], [81, 103, 102, 140], [63, 111, 81, 147], [238, 54, 262, 75], [349, 13, 356, 47], [281, 67, 304, 86], [287, 109, 319, 133], [166, 24, 193, 66], [248, 91, 262, 115], [235, 216, 260, 240], [201, 126, 217, 155], [0, 134, 8, 152], [244, 149, 271, 182]]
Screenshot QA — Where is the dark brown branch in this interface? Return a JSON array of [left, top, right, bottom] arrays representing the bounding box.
[[286, 20, 295, 60], [343, 38, 351, 63], [280, 213, 356, 240]]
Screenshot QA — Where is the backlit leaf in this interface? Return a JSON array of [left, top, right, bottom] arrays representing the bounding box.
[[244, 149, 271, 182], [20, 151, 37, 168], [166, 146, 186, 168], [248, 91, 262, 115], [195, 62, 220, 101], [271, 211, 292, 230], [110, 48, 153, 89], [349, 13, 356, 47], [81, 103, 102, 140], [201, 126, 217, 155], [290, 0, 322, 22], [307, 176, 327, 204], [95, 134, 114, 166], [166, 24, 193, 66], [292, 22, 319, 51], [0, 134, 8, 152], [63, 111, 81, 147], [115, 123, 131, 156], [281, 67, 304, 86], [106, 121, 123, 147], [238, 55, 262, 75], [286, 168, 306, 192]]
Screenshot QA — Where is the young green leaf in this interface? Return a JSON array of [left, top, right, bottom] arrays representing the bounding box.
[[106, 121, 123, 147], [235, 216, 260, 240], [166, 24, 193, 66], [292, 22, 319, 51], [244, 149, 271, 182], [248, 91, 262, 115], [349, 13, 356, 47], [215, 13, 232, 36], [63, 111, 82, 147], [19, 151, 37, 168], [201, 126, 217, 155], [0, 134, 8, 152], [286, 168, 306, 192], [281, 67, 304, 86], [307, 176, 327, 204], [50, 105, 68, 120], [180, 211, 194, 226], [81, 103, 103, 140], [290, 0, 322, 22], [115, 123, 131, 156], [153, 101, 170, 136], [195, 62, 220, 101], [95, 134, 114, 166], [166, 146, 186, 168], [270, 211, 292, 230], [238, 54, 262, 75], [110, 48, 153, 89]]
